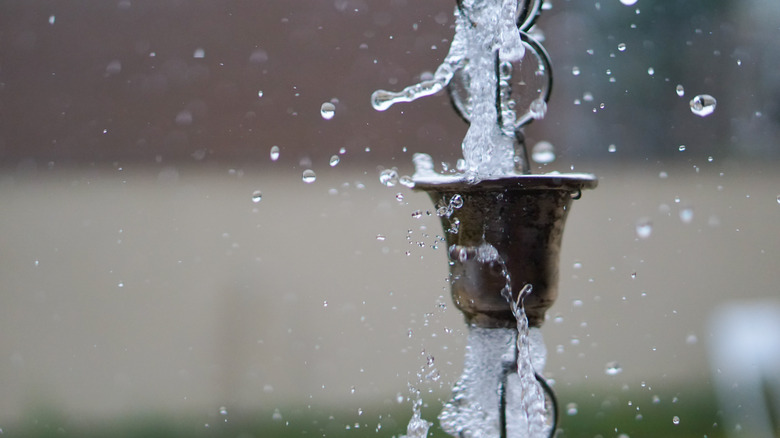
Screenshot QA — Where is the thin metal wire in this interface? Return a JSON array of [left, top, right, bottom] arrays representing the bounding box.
[[517, 0, 544, 31], [511, 31, 553, 129]]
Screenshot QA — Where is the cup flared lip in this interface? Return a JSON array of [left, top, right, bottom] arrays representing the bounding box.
[[412, 172, 598, 192]]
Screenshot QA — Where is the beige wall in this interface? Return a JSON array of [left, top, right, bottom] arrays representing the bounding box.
[[1, 162, 778, 422]]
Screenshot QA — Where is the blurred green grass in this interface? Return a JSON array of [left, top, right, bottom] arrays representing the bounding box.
[[6, 385, 725, 438]]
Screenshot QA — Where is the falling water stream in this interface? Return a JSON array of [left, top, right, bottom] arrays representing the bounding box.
[[373, 0, 529, 178], [436, 245, 551, 438]]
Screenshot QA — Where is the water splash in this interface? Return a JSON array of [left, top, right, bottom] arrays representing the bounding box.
[[379, 168, 400, 187], [371, 74, 453, 112], [400, 395, 432, 438], [412, 153, 436, 182]]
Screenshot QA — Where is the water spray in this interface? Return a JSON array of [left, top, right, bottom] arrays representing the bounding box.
[[373, 1, 597, 436]]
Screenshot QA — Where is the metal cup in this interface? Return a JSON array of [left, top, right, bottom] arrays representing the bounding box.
[[415, 174, 597, 328]]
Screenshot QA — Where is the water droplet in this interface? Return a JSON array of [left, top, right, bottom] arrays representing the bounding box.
[[531, 141, 556, 164], [498, 61, 513, 79], [777, 195, 780, 205], [193, 48, 205, 58], [450, 194, 464, 209], [678, 144, 686, 152], [647, 67, 655, 76], [686, 333, 698, 345], [618, 43, 627, 52], [251, 190, 262, 203], [652, 395, 661, 404], [672, 416, 680, 425], [219, 406, 228, 415], [269, 146, 280, 161], [567, 403, 578, 416], [118, 282, 124, 288], [323, 301, 328, 307], [636, 219, 653, 239], [320, 102, 336, 120], [48, 15, 55, 24], [379, 168, 399, 187], [605, 361, 623, 375], [106, 60, 122, 75], [690, 94, 717, 117], [329, 155, 340, 167], [572, 66, 581, 76], [272, 409, 283, 421], [675, 84, 684, 97], [257, 90, 264, 98], [399, 175, 414, 188], [302, 169, 316, 183], [620, 0, 638, 5], [679, 206, 694, 223], [529, 98, 548, 120], [608, 144, 617, 153], [174, 110, 192, 126], [376, 235, 386, 241], [395, 193, 404, 202], [411, 210, 422, 219]]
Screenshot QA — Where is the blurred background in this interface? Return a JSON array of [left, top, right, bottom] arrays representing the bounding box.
[[1, 0, 779, 437]]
